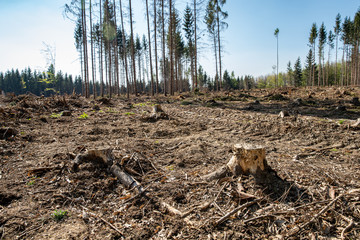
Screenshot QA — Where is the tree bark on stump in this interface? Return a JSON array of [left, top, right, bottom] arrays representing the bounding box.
[[204, 143, 270, 181]]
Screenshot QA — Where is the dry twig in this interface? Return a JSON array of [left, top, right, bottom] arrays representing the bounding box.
[[214, 198, 263, 226]]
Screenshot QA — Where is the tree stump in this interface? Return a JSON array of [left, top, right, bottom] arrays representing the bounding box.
[[141, 104, 169, 122], [227, 143, 267, 176], [204, 143, 268, 181]]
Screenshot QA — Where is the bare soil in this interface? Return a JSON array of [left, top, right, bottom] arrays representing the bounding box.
[[0, 87, 360, 239]]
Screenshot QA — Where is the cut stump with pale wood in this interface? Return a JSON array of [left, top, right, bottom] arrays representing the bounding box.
[[204, 143, 272, 181]]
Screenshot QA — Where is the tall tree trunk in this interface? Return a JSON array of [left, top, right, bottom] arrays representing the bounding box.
[[138, 51, 142, 92], [119, 0, 130, 98], [146, 0, 155, 96], [216, 0, 222, 90], [335, 35, 338, 85], [169, 0, 174, 95], [154, 0, 159, 94], [161, 0, 166, 96], [108, 41, 112, 98], [341, 42, 345, 86], [113, 0, 120, 96], [80, 48, 84, 95], [129, 0, 137, 95], [213, 33, 219, 91], [318, 47, 322, 86], [81, 0, 89, 97], [193, 0, 198, 89], [322, 52, 325, 86], [90, 0, 96, 98], [99, 0, 104, 96], [312, 42, 316, 86]]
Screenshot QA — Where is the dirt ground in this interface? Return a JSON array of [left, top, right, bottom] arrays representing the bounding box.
[[0, 87, 360, 239]]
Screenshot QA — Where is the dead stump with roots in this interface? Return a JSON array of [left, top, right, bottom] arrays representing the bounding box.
[[204, 143, 298, 200]]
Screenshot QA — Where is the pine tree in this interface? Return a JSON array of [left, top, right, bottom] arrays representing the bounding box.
[[309, 23, 318, 86], [334, 13, 341, 85], [318, 23, 327, 86], [326, 30, 335, 85], [294, 57, 302, 87], [183, 5, 195, 90], [205, 0, 219, 90]]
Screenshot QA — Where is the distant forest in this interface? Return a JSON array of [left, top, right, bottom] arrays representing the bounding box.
[[1, 1, 360, 97]]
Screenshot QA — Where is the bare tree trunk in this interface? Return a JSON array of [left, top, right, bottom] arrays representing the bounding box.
[[146, 0, 155, 96], [129, 0, 137, 95], [119, 0, 130, 98], [113, 0, 120, 96], [335, 35, 338, 85], [100, 0, 104, 97], [318, 48, 322, 86], [138, 51, 142, 92], [169, 0, 174, 95], [216, 0, 222, 90], [80, 49, 84, 95], [193, 0, 198, 90], [81, 0, 89, 97], [312, 42, 316, 86], [341, 42, 345, 86], [161, 0, 166, 96], [213, 33, 219, 91], [89, 0, 96, 98], [154, 0, 159, 94], [108, 42, 112, 98]]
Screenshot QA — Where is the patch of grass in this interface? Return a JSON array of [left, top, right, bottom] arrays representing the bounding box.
[[338, 119, 345, 125], [106, 108, 117, 113], [331, 148, 338, 152], [50, 113, 61, 119], [52, 209, 68, 221], [133, 102, 155, 108], [124, 112, 135, 116], [78, 112, 89, 119]]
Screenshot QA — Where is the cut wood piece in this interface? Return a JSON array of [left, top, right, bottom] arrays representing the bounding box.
[[72, 149, 114, 171], [227, 143, 267, 176], [110, 165, 144, 193]]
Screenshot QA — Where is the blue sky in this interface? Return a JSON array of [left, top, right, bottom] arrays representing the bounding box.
[[0, 0, 359, 79]]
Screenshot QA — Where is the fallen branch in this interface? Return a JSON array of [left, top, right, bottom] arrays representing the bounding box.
[[214, 198, 263, 226]]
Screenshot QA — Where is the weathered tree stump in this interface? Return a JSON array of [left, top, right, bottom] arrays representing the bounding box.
[[227, 143, 267, 176], [141, 104, 169, 122], [204, 143, 269, 181]]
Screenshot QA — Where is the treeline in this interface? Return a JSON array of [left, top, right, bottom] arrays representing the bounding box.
[[64, 0, 228, 98], [0, 65, 257, 96], [260, 8, 360, 88], [0, 65, 83, 96]]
